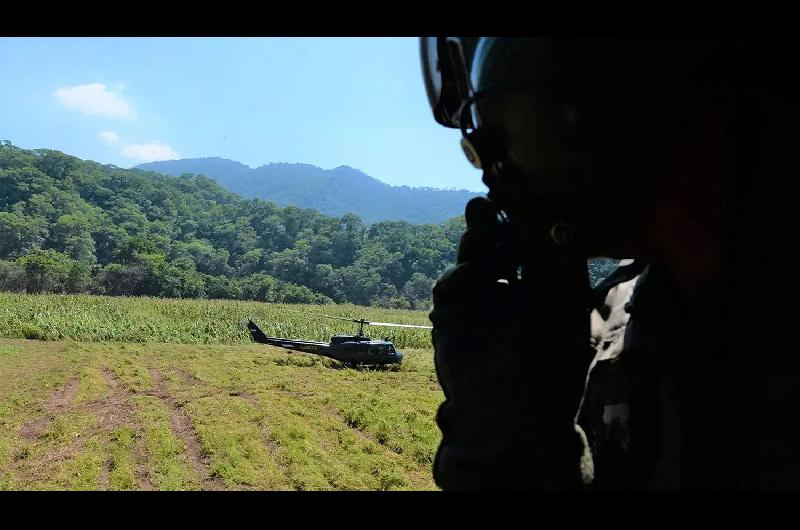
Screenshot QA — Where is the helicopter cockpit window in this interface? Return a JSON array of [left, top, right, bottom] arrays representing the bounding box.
[[369, 345, 386, 355]]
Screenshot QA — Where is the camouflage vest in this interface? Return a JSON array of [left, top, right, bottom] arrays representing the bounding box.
[[575, 260, 732, 489]]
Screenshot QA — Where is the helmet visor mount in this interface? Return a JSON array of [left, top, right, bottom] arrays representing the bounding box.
[[420, 37, 477, 130], [421, 37, 588, 249]]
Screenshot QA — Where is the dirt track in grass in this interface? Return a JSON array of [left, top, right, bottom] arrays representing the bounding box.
[[0, 338, 441, 490]]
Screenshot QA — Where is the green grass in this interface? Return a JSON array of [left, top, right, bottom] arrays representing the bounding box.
[[0, 293, 433, 349], [0, 338, 441, 490], [0, 293, 441, 490], [133, 395, 201, 490], [107, 426, 137, 490]]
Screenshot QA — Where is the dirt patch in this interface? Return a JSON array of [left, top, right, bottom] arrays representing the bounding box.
[[98, 369, 154, 490], [89, 369, 132, 430], [148, 368, 166, 393], [9, 435, 86, 488], [101, 368, 119, 390], [18, 377, 81, 440], [19, 416, 52, 440], [259, 427, 283, 458], [132, 439, 155, 491], [148, 368, 226, 491], [13, 368, 134, 488], [46, 377, 79, 411], [175, 368, 205, 387], [98, 459, 112, 490]]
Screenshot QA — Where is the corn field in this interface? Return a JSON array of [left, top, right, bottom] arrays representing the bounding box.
[[0, 293, 434, 349]]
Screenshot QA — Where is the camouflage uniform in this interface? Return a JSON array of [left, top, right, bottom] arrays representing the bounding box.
[[576, 255, 795, 489], [433, 254, 800, 489], [577, 260, 689, 488]]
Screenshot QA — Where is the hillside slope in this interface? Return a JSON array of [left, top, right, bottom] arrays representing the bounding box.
[[135, 158, 481, 224]]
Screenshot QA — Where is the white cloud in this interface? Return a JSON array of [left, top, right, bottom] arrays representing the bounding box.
[[121, 143, 179, 162], [97, 130, 180, 162], [99, 130, 120, 145], [54, 83, 134, 118]]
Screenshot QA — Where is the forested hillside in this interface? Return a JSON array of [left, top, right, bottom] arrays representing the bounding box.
[[135, 158, 482, 224], [0, 143, 466, 308]]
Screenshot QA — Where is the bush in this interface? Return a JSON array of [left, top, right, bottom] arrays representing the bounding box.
[[0, 261, 24, 292]]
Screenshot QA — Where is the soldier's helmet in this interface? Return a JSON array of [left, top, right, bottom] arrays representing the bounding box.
[[420, 37, 779, 252]]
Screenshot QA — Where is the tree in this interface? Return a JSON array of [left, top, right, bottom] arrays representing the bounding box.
[[98, 263, 149, 296], [335, 265, 383, 306], [16, 249, 78, 293], [272, 281, 332, 304], [66, 261, 90, 292], [370, 283, 408, 308], [240, 273, 277, 302], [0, 212, 46, 259], [93, 223, 128, 264], [63, 234, 97, 264], [309, 263, 341, 301], [330, 213, 364, 266], [236, 248, 263, 277], [265, 248, 308, 284], [442, 215, 467, 244], [0, 260, 23, 292], [152, 262, 207, 299], [115, 236, 161, 264], [403, 272, 434, 309], [34, 149, 76, 180], [50, 213, 93, 248], [205, 275, 242, 300], [179, 239, 231, 276]]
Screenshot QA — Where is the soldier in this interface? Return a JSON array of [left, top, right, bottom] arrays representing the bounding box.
[[421, 37, 800, 489]]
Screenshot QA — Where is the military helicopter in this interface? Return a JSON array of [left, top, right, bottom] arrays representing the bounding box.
[[246, 311, 432, 366]]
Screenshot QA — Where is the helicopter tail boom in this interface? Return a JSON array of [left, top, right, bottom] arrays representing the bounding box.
[[246, 319, 272, 344], [246, 320, 329, 354]]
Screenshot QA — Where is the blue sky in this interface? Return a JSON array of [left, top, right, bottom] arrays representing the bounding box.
[[0, 37, 486, 192]]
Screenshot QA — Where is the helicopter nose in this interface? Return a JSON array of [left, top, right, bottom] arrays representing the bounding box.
[[394, 350, 404, 362]]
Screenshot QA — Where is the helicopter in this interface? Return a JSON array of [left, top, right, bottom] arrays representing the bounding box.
[[246, 310, 433, 366]]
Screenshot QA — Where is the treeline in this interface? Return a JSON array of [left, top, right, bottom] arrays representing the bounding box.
[[0, 142, 465, 308]]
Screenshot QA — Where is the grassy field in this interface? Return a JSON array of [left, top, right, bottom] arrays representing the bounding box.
[[0, 294, 441, 490]]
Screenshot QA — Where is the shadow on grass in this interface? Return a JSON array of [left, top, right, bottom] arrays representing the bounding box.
[[272, 352, 401, 372]]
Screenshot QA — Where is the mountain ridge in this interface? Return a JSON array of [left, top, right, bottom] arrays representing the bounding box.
[[135, 158, 482, 224]]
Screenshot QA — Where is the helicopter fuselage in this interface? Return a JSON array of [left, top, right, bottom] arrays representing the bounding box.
[[247, 321, 404, 365]]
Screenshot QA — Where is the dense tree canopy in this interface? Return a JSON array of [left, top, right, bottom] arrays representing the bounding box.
[[0, 143, 618, 308], [0, 143, 468, 308]]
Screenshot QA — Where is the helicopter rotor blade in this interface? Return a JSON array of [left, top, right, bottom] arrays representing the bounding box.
[[278, 307, 358, 322], [365, 321, 433, 329], [271, 307, 433, 329]]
